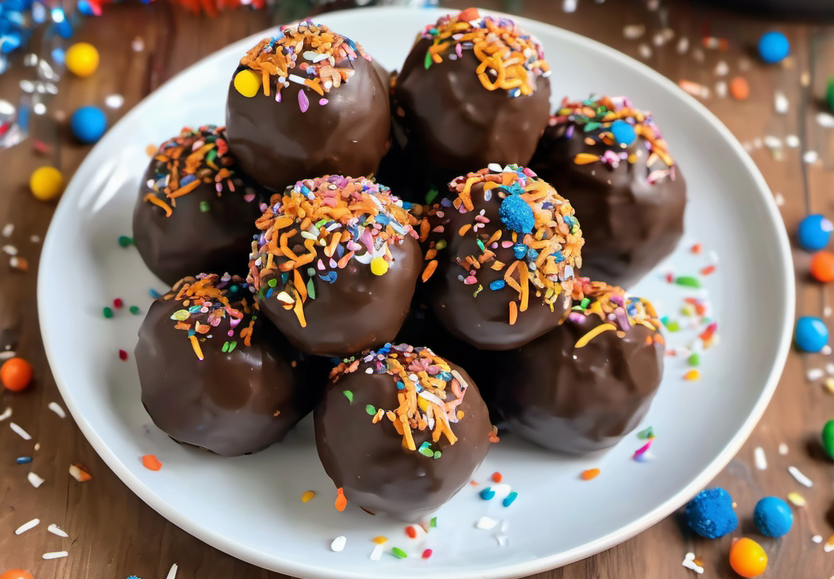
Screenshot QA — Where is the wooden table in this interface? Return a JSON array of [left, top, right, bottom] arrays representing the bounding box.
[[1, 0, 833, 577]]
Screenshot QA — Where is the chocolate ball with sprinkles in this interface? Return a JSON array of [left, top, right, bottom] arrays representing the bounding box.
[[132, 125, 264, 286], [315, 344, 495, 521], [392, 8, 552, 184], [135, 273, 319, 457], [248, 175, 422, 357], [225, 21, 390, 193], [494, 279, 665, 454], [421, 164, 584, 350], [529, 96, 687, 289]]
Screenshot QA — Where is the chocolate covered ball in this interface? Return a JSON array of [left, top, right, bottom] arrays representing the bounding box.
[[135, 273, 318, 457], [392, 8, 551, 183], [226, 21, 390, 192], [529, 96, 687, 288], [247, 176, 422, 357], [132, 126, 264, 286], [315, 344, 495, 520], [494, 279, 665, 454], [421, 164, 583, 350]]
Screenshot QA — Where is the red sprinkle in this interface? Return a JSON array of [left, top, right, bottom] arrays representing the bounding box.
[[406, 526, 417, 539], [690, 243, 702, 254], [141, 454, 162, 471], [113, 298, 124, 309], [422, 548, 433, 559], [491, 472, 503, 483], [118, 349, 128, 361], [700, 265, 716, 276], [665, 272, 674, 283]]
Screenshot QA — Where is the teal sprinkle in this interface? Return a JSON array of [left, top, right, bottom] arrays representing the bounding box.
[[637, 426, 655, 439], [425, 187, 439, 204], [430, 517, 437, 528], [476, 238, 486, 253], [502, 491, 518, 507], [584, 121, 601, 132], [391, 547, 408, 559], [199, 200, 210, 212], [268, 278, 278, 288], [343, 390, 354, 404], [129, 305, 140, 315], [366, 404, 376, 415], [117, 235, 134, 247], [424, 50, 432, 69], [418, 441, 433, 457], [675, 276, 702, 288], [688, 353, 700, 366], [103, 307, 114, 319], [480, 487, 495, 500]]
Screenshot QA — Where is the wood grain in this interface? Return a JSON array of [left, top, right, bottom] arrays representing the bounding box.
[[2, 1, 833, 577]]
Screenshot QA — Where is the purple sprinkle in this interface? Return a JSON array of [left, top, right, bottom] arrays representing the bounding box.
[[564, 124, 575, 140], [319, 98, 329, 106], [298, 90, 309, 112]]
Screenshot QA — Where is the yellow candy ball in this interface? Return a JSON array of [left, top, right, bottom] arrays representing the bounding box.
[[370, 257, 389, 276], [65, 42, 99, 77], [29, 166, 64, 201], [234, 70, 261, 98], [729, 538, 767, 578]]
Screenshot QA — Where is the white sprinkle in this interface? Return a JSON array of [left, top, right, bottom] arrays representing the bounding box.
[[288, 73, 308, 85], [33, 103, 46, 115], [30, 235, 40, 243], [68, 464, 90, 482], [638, 44, 652, 59], [330, 536, 347, 552], [364, 367, 373, 374], [476, 516, 498, 530], [42, 551, 68, 560], [826, 307, 833, 318], [676, 36, 689, 54], [813, 535, 823, 543], [11, 422, 32, 440], [165, 564, 178, 579], [48, 402, 66, 418], [754, 447, 767, 470], [715, 81, 727, 98], [817, 112, 834, 128], [623, 24, 645, 39], [764, 135, 781, 150], [825, 542, 834, 553], [803, 151, 819, 164], [774, 91, 789, 114], [774, 193, 785, 206], [2, 223, 13, 237], [562, 0, 577, 12], [34, 442, 40, 451], [785, 135, 800, 148], [779, 443, 789, 455], [788, 466, 813, 487], [369, 543, 384, 561], [487, 162, 503, 172], [0, 407, 11, 421], [652, 32, 666, 47], [15, 518, 40, 534], [495, 532, 508, 546], [714, 60, 728, 76], [682, 552, 705, 574], [490, 483, 512, 499], [808, 368, 825, 381], [132, 37, 144, 52], [28, 472, 45, 488], [822, 345, 832, 356], [48, 524, 69, 538], [2, 244, 17, 255], [104, 94, 124, 109]]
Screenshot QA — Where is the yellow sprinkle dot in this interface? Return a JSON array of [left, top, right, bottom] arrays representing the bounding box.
[[372, 535, 388, 545], [370, 256, 389, 276], [301, 490, 315, 503], [65, 42, 99, 77], [234, 69, 261, 98], [786, 492, 806, 507], [29, 166, 64, 201], [683, 369, 700, 381]]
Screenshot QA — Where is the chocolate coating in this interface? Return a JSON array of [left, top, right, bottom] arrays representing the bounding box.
[[135, 275, 319, 456], [315, 346, 493, 520], [529, 99, 686, 289], [494, 286, 664, 454], [132, 126, 263, 286], [226, 24, 390, 192]]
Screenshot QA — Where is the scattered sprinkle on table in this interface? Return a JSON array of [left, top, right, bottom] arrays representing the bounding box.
[[47, 402, 65, 418], [421, 549, 432, 559], [10, 422, 31, 440], [753, 447, 767, 470], [786, 492, 806, 507], [141, 454, 163, 471], [581, 468, 601, 481], [682, 552, 705, 574], [390, 547, 408, 559], [41, 551, 68, 560], [0, 407, 10, 421], [778, 443, 788, 455], [16, 457, 31, 464], [14, 518, 40, 535], [476, 516, 498, 530], [27, 472, 45, 488], [166, 564, 178, 579], [69, 463, 92, 482], [369, 543, 384, 561], [301, 490, 315, 503], [330, 536, 346, 552], [788, 466, 813, 487], [48, 524, 69, 538], [684, 369, 700, 381], [812, 534, 823, 543], [118, 349, 128, 361]]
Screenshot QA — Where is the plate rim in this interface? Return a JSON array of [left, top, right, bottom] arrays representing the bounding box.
[[37, 6, 796, 578]]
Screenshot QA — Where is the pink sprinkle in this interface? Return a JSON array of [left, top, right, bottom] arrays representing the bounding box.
[[319, 98, 329, 106], [275, 91, 281, 103], [113, 298, 123, 309], [118, 349, 128, 361], [422, 548, 433, 559], [463, 276, 478, 285], [665, 272, 674, 283], [632, 438, 654, 461], [298, 90, 309, 112], [244, 193, 255, 202]]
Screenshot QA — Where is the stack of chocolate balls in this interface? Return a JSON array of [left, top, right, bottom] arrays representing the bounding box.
[[132, 9, 685, 521]]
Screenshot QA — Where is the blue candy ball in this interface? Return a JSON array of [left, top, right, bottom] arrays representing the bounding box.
[[798, 214, 832, 251], [795, 316, 828, 352], [610, 119, 637, 147], [758, 31, 789, 64], [684, 488, 738, 539], [754, 496, 793, 537], [499, 194, 535, 234], [70, 106, 107, 144]]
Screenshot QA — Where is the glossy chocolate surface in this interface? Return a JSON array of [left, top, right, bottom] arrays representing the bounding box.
[[315, 354, 492, 520], [530, 122, 686, 289], [494, 313, 664, 454]]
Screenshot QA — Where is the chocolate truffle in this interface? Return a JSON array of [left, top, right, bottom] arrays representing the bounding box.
[[247, 176, 422, 357], [494, 279, 665, 454], [225, 21, 390, 192], [392, 8, 551, 184], [132, 126, 263, 286], [135, 273, 317, 457], [315, 344, 495, 520], [529, 96, 686, 288], [421, 164, 584, 350]]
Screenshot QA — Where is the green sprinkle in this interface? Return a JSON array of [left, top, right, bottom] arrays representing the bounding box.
[[637, 426, 655, 440], [199, 200, 210, 212], [418, 441, 433, 457], [584, 121, 601, 132], [425, 187, 438, 204], [391, 547, 408, 559], [129, 305, 140, 315], [688, 353, 700, 366], [307, 278, 316, 300], [222, 341, 230, 353], [663, 319, 680, 332], [102, 307, 114, 319], [435, 239, 447, 250], [476, 238, 485, 253], [424, 50, 432, 69], [268, 278, 278, 288], [579, 297, 590, 309], [430, 517, 437, 528], [472, 284, 483, 298], [433, 450, 441, 459], [675, 276, 701, 288], [117, 235, 134, 248], [171, 309, 190, 321], [365, 404, 376, 415], [228, 341, 237, 353], [343, 390, 354, 404]]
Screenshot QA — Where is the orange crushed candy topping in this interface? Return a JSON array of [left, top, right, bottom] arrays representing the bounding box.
[[141, 454, 163, 471], [581, 468, 601, 480]]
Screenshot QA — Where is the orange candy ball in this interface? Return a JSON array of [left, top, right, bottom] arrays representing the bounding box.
[[1, 570, 34, 579], [729, 538, 767, 578], [0, 358, 33, 392], [811, 250, 834, 282]]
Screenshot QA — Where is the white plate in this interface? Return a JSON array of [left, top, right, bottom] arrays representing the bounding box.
[[38, 7, 794, 579]]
